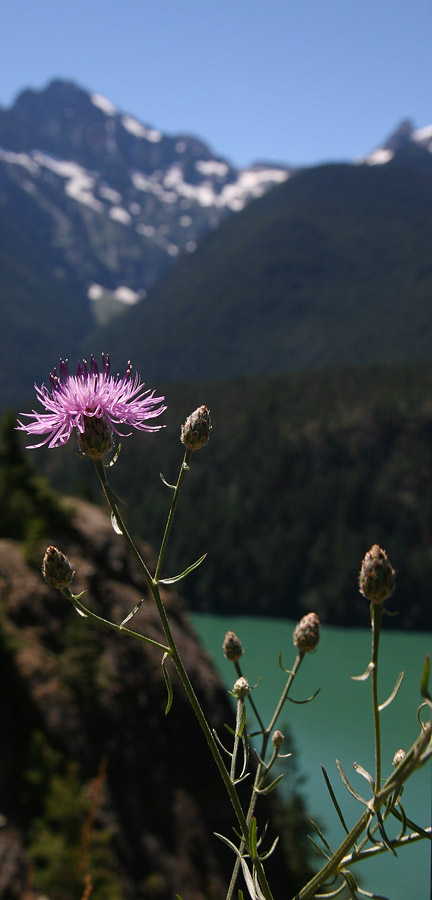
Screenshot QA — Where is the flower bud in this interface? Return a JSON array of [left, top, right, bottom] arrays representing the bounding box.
[[223, 630, 243, 662], [78, 414, 113, 459], [42, 546, 74, 589], [232, 676, 250, 699], [392, 748, 406, 767], [293, 612, 320, 653], [272, 729, 285, 749], [181, 405, 211, 451], [359, 544, 396, 605]]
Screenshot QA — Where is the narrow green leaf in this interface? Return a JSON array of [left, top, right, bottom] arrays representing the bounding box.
[[340, 868, 360, 896], [336, 759, 368, 805], [252, 869, 266, 900], [213, 832, 241, 856], [159, 553, 207, 584], [376, 810, 397, 856], [237, 702, 247, 738], [111, 511, 122, 535], [287, 687, 321, 704], [278, 650, 295, 675], [234, 772, 251, 786], [307, 834, 331, 860], [120, 598, 144, 628], [212, 728, 233, 758], [238, 891, 245, 900], [249, 817, 257, 858], [315, 881, 347, 897], [367, 820, 382, 847], [160, 472, 176, 489], [378, 671, 404, 711], [161, 652, 173, 715], [258, 835, 279, 861], [255, 773, 285, 796], [240, 860, 257, 900], [353, 762, 375, 789], [355, 886, 392, 899], [239, 733, 249, 779], [107, 443, 122, 467], [309, 818, 333, 854], [420, 654, 431, 700], [351, 661, 374, 682], [73, 605, 88, 618], [224, 722, 236, 737], [70, 590, 86, 601], [104, 480, 128, 508]]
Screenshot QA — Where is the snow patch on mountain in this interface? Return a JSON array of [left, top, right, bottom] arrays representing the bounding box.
[[195, 159, 230, 178], [121, 114, 162, 143], [108, 206, 132, 225], [91, 93, 117, 116], [361, 148, 394, 166]]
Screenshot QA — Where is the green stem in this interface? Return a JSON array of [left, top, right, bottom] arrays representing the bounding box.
[[154, 448, 192, 581], [267, 652, 305, 737], [371, 604, 383, 791], [230, 698, 244, 781], [235, 660, 266, 735], [343, 826, 431, 866], [292, 809, 373, 900], [227, 653, 305, 900], [94, 459, 154, 590], [292, 711, 432, 899], [94, 455, 275, 900], [62, 586, 170, 653]]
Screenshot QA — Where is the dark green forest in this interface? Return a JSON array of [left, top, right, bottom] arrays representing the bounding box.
[[33, 362, 432, 631], [89, 159, 432, 384]]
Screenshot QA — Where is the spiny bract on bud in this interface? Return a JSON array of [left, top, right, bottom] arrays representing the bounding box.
[[359, 544, 396, 605], [272, 729, 285, 749], [232, 676, 250, 699], [181, 405, 211, 451], [42, 546, 74, 589], [293, 612, 320, 653], [223, 630, 243, 662], [78, 414, 113, 459]]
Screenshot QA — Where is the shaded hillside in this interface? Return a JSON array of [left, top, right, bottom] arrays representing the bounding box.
[[88, 157, 432, 382], [37, 363, 432, 630], [0, 421, 312, 899], [0, 168, 91, 408]]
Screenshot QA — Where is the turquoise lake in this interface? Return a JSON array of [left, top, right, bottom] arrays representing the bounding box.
[[190, 613, 431, 900]]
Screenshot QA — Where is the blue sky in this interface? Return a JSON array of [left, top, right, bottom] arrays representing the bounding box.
[[0, 0, 430, 168]]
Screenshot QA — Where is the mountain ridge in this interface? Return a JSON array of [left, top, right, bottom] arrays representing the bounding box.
[[1, 78, 431, 408]]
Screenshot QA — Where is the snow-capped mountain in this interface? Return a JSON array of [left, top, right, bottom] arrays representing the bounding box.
[[1, 78, 431, 409], [0, 79, 290, 318], [359, 119, 432, 166]]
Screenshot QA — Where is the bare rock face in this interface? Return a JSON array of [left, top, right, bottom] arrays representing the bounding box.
[[0, 498, 240, 899]]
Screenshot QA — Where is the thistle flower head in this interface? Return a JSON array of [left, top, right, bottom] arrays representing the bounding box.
[[42, 546, 74, 589], [223, 630, 244, 662], [293, 612, 320, 653], [359, 544, 396, 605], [232, 676, 250, 699], [16, 355, 166, 452], [272, 729, 285, 749], [181, 405, 211, 451]]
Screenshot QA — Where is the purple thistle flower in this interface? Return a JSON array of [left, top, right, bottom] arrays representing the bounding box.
[[16, 355, 166, 451]]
